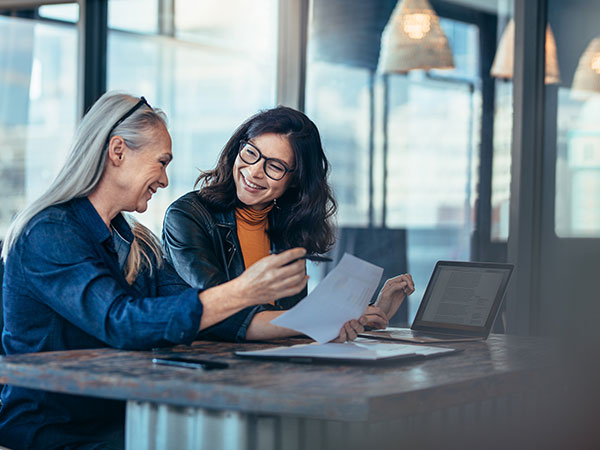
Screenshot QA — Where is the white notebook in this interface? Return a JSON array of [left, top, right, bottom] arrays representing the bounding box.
[[235, 338, 459, 363]]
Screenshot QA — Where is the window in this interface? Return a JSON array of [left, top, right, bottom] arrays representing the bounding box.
[[306, 0, 511, 323], [0, 13, 77, 238], [490, 79, 512, 241], [555, 81, 600, 237], [107, 0, 279, 234]]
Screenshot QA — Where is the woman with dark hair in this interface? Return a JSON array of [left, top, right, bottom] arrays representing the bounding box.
[[163, 106, 414, 341]]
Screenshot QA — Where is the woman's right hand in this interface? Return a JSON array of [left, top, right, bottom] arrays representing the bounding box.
[[234, 248, 309, 306]]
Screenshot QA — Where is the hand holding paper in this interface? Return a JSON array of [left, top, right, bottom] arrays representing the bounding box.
[[270, 254, 384, 343]]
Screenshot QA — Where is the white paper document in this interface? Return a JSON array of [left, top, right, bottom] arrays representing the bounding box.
[[236, 338, 457, 362], [270, 253, 384, 343]]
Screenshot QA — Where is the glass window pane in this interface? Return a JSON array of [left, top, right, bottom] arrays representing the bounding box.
[[0, 15, 77, 239], [175, 1, 276, 57], [491, 79, 512, 241], [107, 0, 278, 234], [385, 75, 479, 235], [38, 3, 79, 23], [555, 61, 600, 237], [306, 0, 511, 324], [305, 63, 372, 226], [108, 0, 159, 34]]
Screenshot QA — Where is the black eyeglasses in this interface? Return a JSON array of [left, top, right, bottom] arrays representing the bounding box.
[[104, 96, 152, 148], [238, 140, 295, 181]]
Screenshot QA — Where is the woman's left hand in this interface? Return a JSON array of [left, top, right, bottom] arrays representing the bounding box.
[[329, 274, 415, 343], [362, 305, 389, 330], [331, 316, 367, 343], [374, 273, 415, 320]]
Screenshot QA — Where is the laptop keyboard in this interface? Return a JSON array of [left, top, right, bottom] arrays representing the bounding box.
[[409, 331, 466, 340]]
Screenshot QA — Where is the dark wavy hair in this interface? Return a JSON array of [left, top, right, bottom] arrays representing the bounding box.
[[195, 106, 337, 254]]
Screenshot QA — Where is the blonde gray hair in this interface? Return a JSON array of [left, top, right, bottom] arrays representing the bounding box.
[[2, 91, 167, 284]]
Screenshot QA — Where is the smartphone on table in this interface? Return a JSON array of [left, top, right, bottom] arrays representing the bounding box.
[[152, 356, 229, 370]]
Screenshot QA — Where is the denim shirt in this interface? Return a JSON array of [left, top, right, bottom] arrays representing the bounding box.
[[0, 197, 211, 449]]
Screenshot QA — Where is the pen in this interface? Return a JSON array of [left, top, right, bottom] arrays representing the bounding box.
[[272, 249, 333, 264], [298, 254, 333, 263], [285, 254, 333, 265]]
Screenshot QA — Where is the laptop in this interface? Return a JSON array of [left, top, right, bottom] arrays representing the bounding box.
[[359, 261, 514, 344]]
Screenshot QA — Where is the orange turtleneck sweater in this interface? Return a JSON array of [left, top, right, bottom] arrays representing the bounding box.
[[235, 204, 274, 269]]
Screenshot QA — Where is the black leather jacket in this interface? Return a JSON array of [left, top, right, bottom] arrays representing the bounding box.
[[162, 191, 307, 341]]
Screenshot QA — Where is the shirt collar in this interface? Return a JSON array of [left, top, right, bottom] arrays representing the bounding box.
[[73, 197, 133, 244]]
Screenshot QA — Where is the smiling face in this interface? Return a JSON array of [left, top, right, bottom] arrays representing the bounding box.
[[118, 124, 172, 213], [233, 132, 295, 210]]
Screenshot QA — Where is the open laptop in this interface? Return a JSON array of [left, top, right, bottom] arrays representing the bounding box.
[[359, 261, 514, 344]]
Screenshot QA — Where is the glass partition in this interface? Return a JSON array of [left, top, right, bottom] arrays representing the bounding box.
[[306, 0, 514, 324], [107, 0, 279, 234], [0, 13, 77, 238], [550, 0, 600, 238]]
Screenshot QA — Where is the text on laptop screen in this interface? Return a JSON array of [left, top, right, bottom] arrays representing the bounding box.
[[421, 266, 507, 327]]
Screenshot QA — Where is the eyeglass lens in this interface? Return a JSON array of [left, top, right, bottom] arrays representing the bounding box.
[[239, 143, 288, 180]]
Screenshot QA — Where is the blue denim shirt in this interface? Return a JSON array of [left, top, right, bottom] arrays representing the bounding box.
[[0, 197, 220, 449]]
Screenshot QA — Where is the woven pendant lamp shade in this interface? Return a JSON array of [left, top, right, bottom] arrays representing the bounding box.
[[544, 24, 561, 83], [572, 38, 600, 95], [490, 19, 561, 84], [489, 19, 515, 78], [378, 0, 454, 73]]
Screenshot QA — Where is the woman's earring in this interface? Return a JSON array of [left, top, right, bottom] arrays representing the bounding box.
[[273, 198, 280, 209]]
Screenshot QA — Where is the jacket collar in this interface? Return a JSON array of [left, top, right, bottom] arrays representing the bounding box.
[[212, 208, 236, 229], [73, 197, 133, 245], [209, 203, 284, 254]]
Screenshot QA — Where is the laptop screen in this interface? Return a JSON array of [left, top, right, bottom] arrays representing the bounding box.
[[412, 261, 514, 337]]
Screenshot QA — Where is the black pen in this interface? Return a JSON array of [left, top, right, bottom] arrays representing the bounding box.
[[284, 254, 333, 265], [271, 250, 333, 264], [297, 254, 333, 263]]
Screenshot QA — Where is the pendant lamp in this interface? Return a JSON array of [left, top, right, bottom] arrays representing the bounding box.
[[572, 37, 600, 96], [378, 0, 454, 73], [490, 18, 561, 84]]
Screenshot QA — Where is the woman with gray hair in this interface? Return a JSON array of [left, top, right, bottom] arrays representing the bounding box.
[[0, 91, 314, 449]]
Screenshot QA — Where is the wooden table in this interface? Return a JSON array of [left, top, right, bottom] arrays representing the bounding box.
[[0, 335, 570, 449]]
